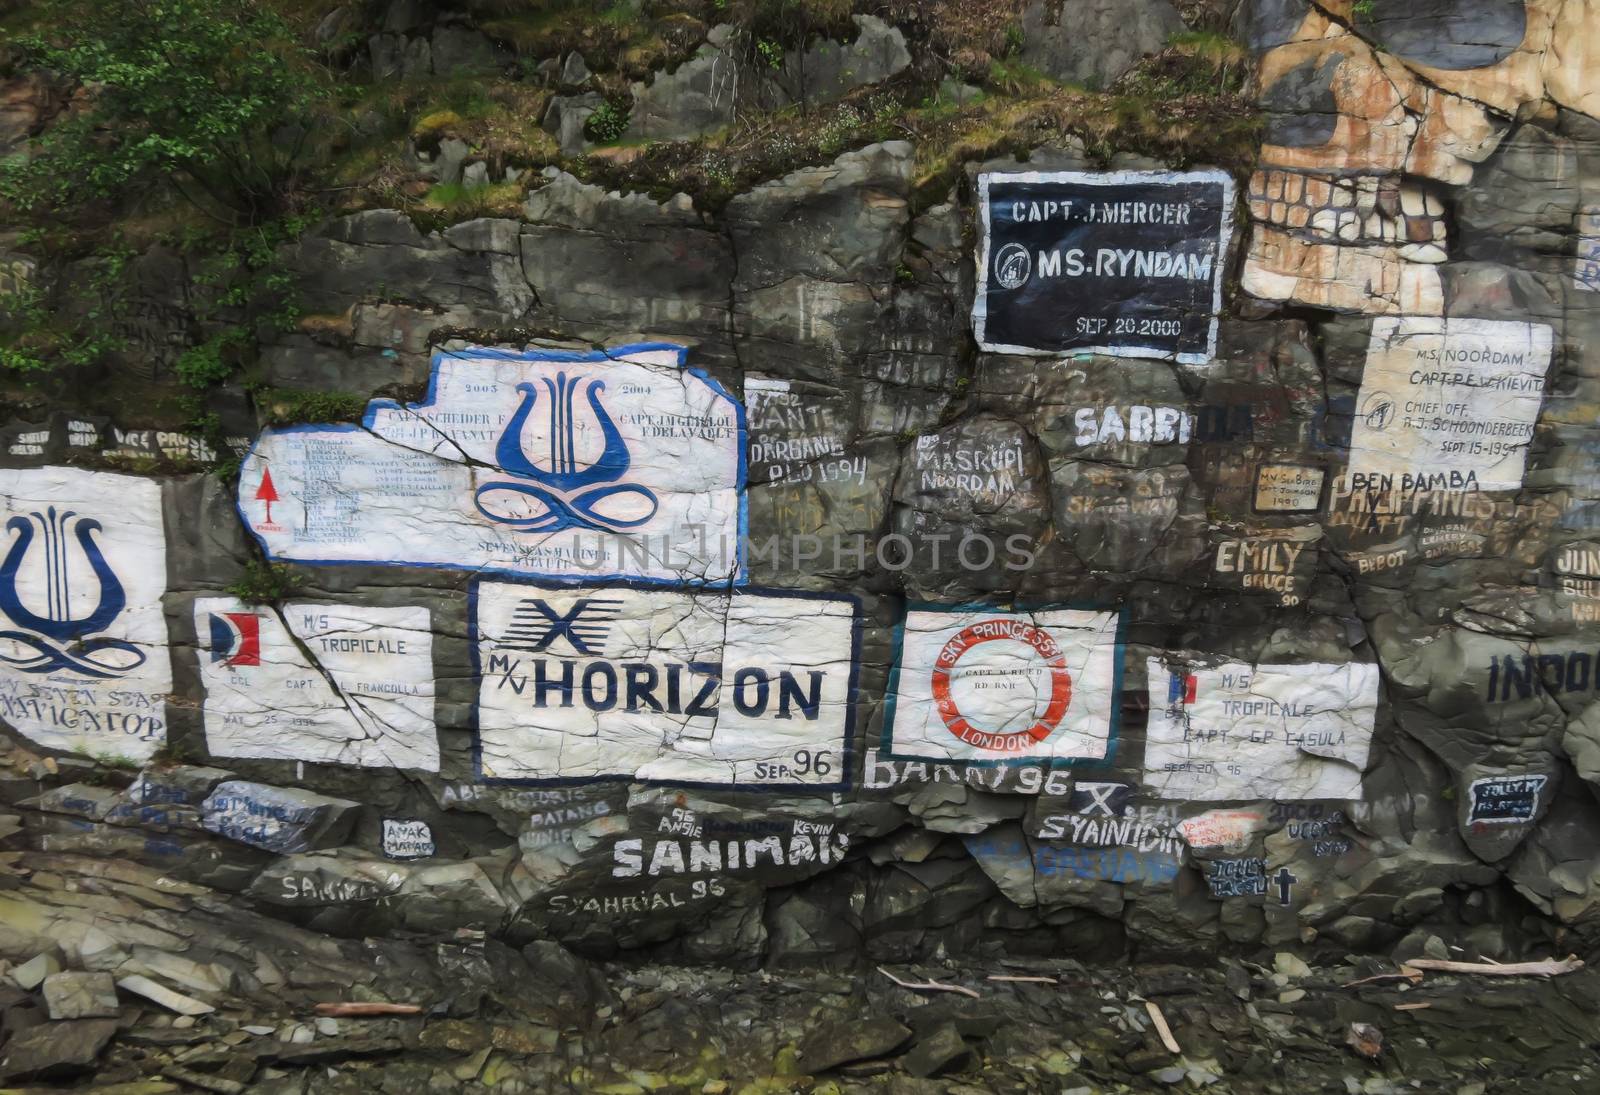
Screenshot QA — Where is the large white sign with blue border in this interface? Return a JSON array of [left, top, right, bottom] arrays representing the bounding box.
[[0, 467, 170, 761], [473, 579, 860, 790], [238, 344, 746, 585]]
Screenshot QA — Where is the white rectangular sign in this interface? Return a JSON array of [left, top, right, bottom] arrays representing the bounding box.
[[195, 598, 437, 771], [1253, 464, 1325, 513], [474, 581, 859, 788], [0, 467, 170, 761], [1348, 318, 1552, 492], [239, 344, 745, 585], [382, 818, 436, 859], [883, 608, 1124, 763], [1144, 658, 1379, 801]]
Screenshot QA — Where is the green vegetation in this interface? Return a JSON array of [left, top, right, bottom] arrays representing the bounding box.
[[0, 0, 328, 224], [254, 386, 369, 427], [575, 20, 1258, 214], [1121, 31, 1252, 99], [584, 100, 633, 143], [1002, 22, 1025, 57], [147, 736, 206, 766], [176, 212, 317, 396], [227, 559, 298, 604], [734, 0, 854, 46], [0, 0, 324, 387], [415, 179, 526, 225], [0, 0, 1259, 390], [0, 256, 130, 376], [89, 752, 142, 773]]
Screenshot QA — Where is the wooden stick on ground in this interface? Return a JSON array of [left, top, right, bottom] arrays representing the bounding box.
[[1144, 1000, 1181, 1054], [1343, 969, 1423, 988], [877, 966, 982, 999], [1403, 956, 1584, 978], [986, 974, 1059, 984], [313, 1002, 424, 1017], [1394, 1001, 1432, 1011]]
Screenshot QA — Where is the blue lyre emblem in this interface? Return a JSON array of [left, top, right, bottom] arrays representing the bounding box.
[[0, 507, 146, 678], [474, 372, 659, 533]]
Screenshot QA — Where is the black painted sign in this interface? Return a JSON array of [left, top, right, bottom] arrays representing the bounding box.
[[974, 170, 1235, 364], [1467, 774, 1548, 824]]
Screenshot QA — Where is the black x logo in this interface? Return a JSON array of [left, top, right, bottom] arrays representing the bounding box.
[[502, 598, 625, 655]]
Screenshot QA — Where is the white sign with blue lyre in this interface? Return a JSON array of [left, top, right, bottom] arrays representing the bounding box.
[[238, 343, 745, 585], [0, 466, 170, 761]]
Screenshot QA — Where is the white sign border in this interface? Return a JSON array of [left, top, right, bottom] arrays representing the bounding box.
[[234, 342, 750, 588], [1466, 773, 1549, 825]]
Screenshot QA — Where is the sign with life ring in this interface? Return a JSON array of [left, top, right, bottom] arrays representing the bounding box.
[[884, 606, 1124, 763], [930, 619, 1073, 753]]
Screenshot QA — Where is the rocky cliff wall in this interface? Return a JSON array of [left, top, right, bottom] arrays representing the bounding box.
[[4, 0, 1600, 973]]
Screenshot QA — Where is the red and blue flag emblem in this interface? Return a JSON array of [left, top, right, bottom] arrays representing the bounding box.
[[208, 612, 261, 668]]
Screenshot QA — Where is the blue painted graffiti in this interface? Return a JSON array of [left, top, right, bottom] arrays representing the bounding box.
[[475, 373, 660, 533], [967, 834, 1180, 884], [0, 507, 145, 678]]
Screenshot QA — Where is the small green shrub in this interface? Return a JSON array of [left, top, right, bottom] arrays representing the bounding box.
[[0, 246, 133, 377], [1003, 22, 1025, 57], [90, 752, 142, 773], [255, 387, 368, 427], [584, 101, 632, 143], [228, 560, 297, 604], [174, 327, 249, 389]]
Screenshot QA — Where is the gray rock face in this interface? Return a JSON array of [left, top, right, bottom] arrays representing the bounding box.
[[799, 1017, 912, 1072], [13, 0, 1600, 992], [624, 17, 911, 142], [414, 134, 470, 186], [41, 972, 118, 1019], [1458, 125, 1581, 270], [0, 1017, 116, 1081], [771, 16, 912, 105], [624, 24, 742, 142], [1018, 0, 1185, 89], [901, 1022, 972, 1077], [380, 0, 426, 34], [429, 26, 502, 76], [367, 6, 504, 78], [520, 171, 735, 364], [890, 414, 1052, 596], [298, 212, 532, 322], [314, 6, 355, 48], [542, 92, 605, 157], [728, 141, 913, 381], [560, 51, 591, 88]]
